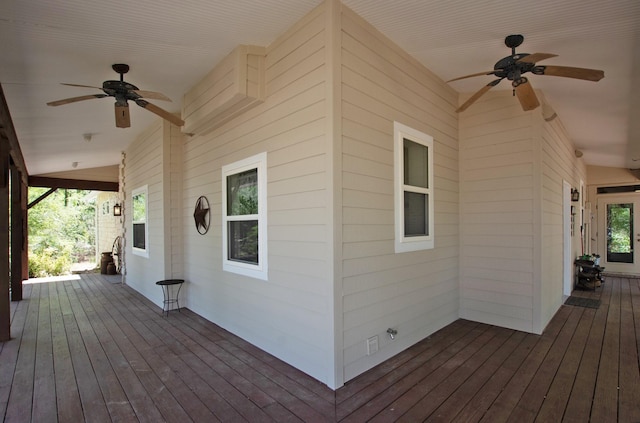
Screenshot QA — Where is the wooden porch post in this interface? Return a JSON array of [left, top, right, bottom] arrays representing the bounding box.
[[21, 182, 28, 280], [0, 137, 10, 341], [11, 165, 23, 301]]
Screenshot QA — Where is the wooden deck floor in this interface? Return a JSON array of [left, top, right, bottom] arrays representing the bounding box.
[[1, 273, 639, 422]]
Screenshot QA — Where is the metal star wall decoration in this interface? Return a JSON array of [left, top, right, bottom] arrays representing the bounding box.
[[193, 196, 210, 235]]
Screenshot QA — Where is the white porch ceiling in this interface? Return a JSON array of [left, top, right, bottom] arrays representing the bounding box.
[[1, 0, 638, 175]]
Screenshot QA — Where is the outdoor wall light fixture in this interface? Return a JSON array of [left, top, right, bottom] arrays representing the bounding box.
[[571, 188, 580, 202], [387, 328, 398, 340], [113, 203, 122, 216]]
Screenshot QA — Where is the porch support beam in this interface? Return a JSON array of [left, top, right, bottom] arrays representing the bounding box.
[[27, 187, 57, 209], [29, 176, 118, 192], [21, 181, 28, 280], [11, 165, 23, 301], [0, 133, 10, 341], [0, 85, 28, 186]]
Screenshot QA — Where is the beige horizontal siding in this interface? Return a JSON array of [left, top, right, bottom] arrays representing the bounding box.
[[123, 121, 167, 304], [339, 4, 459, 382], [460, 92, 536, 332], [179, 2, 336, 387], [539, 102, 587, 329]]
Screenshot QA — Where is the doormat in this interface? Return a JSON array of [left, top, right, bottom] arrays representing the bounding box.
[[565, 296, 601, 309], [104, 275, 123, 284]]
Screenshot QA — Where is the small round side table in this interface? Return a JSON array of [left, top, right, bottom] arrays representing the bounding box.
[[155, 279, 184, 316]]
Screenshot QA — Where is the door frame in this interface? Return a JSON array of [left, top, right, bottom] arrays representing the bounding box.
[[597, 194, 640, 275], [563, 181, 572, 296]]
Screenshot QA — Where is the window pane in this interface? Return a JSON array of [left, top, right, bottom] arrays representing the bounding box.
[[132, 193, 146, 222], [404, 192, 428, 237], [607, 203, 633, 263], [227, 169, 258, 216], [133, 223, 146, 249], [228, 220, 259, 264], [404, 139, 429, 188]]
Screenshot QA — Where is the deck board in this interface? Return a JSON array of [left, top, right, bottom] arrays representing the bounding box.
[[32, 284, 57, 422], [507, 305, 584, 422], [50, 280, 84, 423], [113, 293, 246, 421], [591, 275, 621, 422], [1, 273, 639, 422], [82, 275, 216, 421], [617, 279, 640, 422], [4, 283, 40, 423], [450, 330, 539, 422], [64, 279, 139, 422], [563, 282, 609, 422], [426, 329, 525, 421], [78, 275, 202, 422], [477, 306, 574, 422], [0, 284, 31, 418], [394, 326, 513, 422], [337, 321, 479, 421], [535, 305, 593, 422]]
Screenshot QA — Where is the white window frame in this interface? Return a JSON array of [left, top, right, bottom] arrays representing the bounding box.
[[394, 122, 434, 253], [222, 152, 268, 280], [131, 185, 149, 258]]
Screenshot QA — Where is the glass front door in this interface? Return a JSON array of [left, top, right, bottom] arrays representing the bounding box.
[[606, 203, 633, 263], [598, 195, 640, 274]]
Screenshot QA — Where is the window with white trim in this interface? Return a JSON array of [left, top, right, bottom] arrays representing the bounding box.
[[132, 185, 149, 257], [394, 122, 434, 253], [222, 153, 268, 280]]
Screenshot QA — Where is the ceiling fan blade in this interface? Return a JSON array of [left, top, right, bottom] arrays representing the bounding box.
[[61, 83, 103, 90], [514, 78, 540, 111], [47, 94, 107, 106], [135, 99, 184, 127], [133, 90, 172, 102], [456, 78, 503, 112], [537, 65, 604, 81], [115, 104, 131, 128], [448, 70, 496, 83], [516, 53, 558, 64]]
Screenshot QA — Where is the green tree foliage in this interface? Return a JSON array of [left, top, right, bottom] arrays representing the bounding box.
[[607, 203, 632, 253], [28, 188, 96, 277], [227, 170, 259, 263]]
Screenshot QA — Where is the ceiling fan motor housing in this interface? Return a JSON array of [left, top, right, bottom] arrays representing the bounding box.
[[494, 54, 536, 81], [102, 80, 139, 95], [102, 80, 143, 105]]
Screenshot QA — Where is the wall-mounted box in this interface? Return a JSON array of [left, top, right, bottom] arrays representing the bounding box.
[[182, 45, 265, 135]]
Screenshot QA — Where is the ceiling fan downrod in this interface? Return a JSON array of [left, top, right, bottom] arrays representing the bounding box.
[[112, 63, 130, 82], [504, 34, 524, 55]]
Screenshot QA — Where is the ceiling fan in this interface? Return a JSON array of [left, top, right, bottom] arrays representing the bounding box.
[[47, 63, 184, 128], [448, 34, 604, 113]]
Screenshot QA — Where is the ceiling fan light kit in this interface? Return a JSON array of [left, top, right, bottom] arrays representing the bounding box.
[[449, 35, 604, 113], [47, 64, 185, 128]]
